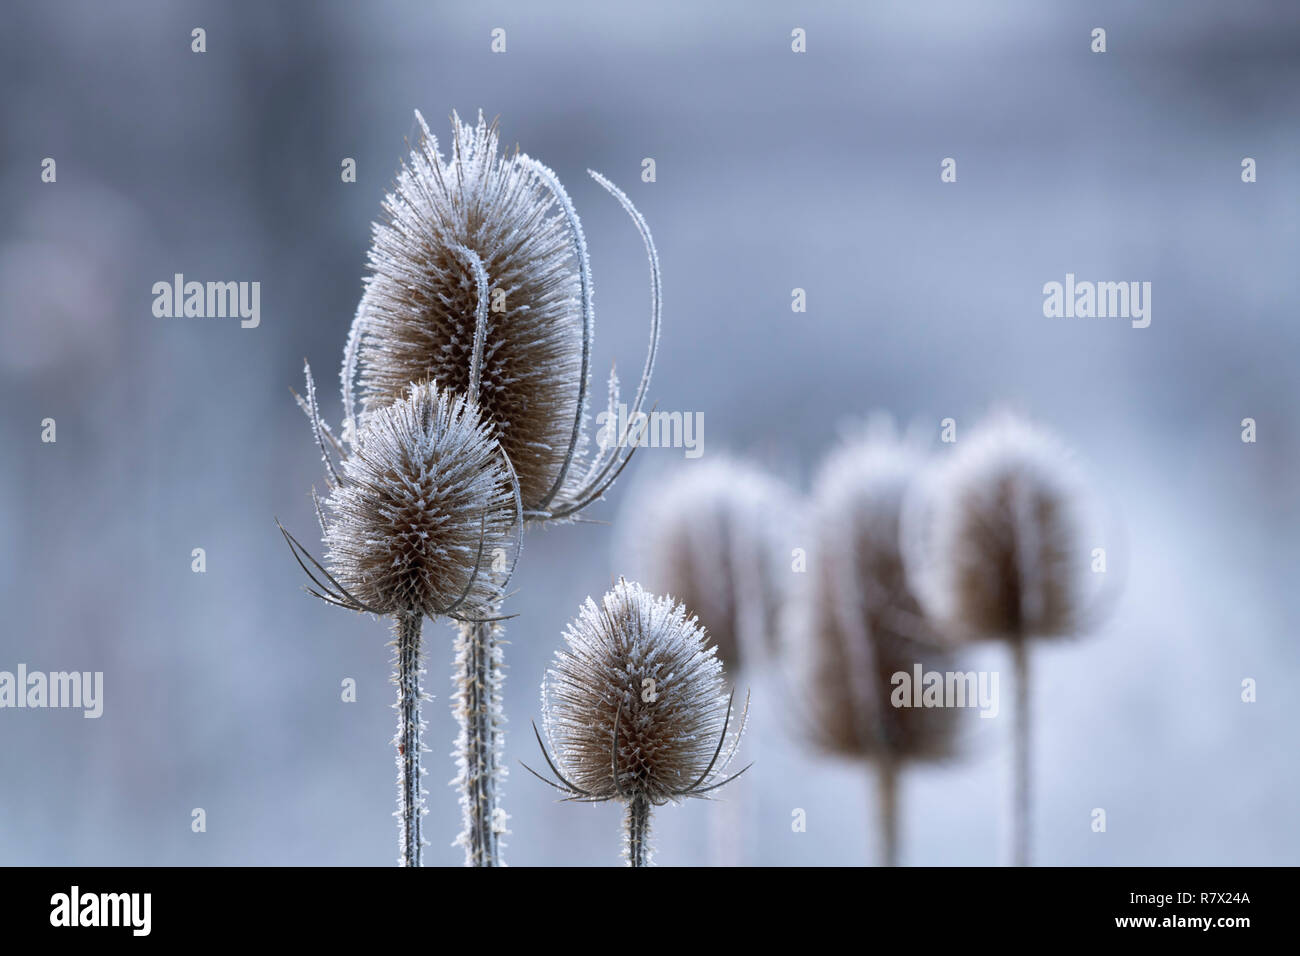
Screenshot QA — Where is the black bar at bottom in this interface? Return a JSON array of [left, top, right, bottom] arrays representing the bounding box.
[[1, 865, 1276, 941]]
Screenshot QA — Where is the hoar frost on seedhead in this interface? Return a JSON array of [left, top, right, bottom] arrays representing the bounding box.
[[320, 381, 518, 620], [342, 110, 661, 524], [531, 579, 750, 805]]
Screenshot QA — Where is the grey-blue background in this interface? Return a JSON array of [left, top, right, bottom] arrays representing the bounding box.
[[1, 0, 1296, 865]]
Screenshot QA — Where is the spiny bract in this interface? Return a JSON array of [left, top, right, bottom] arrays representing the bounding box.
[[322, 381, 516, 619], [906, 412, 1089, 641], [353, 110, 583, 509], [538, 579, 745, 806], [790, 418, 959, 761], [629, 457, 794, 673]]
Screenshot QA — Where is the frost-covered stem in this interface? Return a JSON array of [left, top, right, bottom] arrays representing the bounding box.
[[394, 610, 425, 868], [1011, 637, 1031, 867], [454, 613, 505, 866], [624, 794, 652, 867], [877, 756, 899, 867]]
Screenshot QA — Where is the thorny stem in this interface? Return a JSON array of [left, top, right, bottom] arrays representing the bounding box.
[[877, 756, 899, 868], [625, 794, 652, 867], [394, 610, 425, 867], [1012, 637, 1031, 867], [454, 612, 505, 866]]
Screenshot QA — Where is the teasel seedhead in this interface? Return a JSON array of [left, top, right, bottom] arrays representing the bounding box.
[[341, 110, 661, 524], [280, 373, 522, 623], [901, 411, 1096, 643], [787, 417, 959, 762], [621, 457, 795, 674], [525, 579, 750, 810]]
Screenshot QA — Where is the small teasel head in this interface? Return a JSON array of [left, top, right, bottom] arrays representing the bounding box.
[[786, 416, 959, 762], [902, 411, 1095, 643], [342, 110, 661, 524], [526, 579, 750, 808], [280, 379, 521, 622], [620, 457, 795, 674]]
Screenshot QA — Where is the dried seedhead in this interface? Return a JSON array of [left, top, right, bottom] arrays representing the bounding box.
[[342, 110, 661, 523], [626, 457, 794, 673], [903, 412, 1091, 642], [526, 579, 749, 807], [789, 418, 958, 762], [281, 377, 521, 623]]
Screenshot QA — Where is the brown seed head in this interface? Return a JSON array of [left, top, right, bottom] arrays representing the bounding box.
[[905, 412, 1090, 642], [353, 111, 583, 509], [790, 419, 959, 762], [627, 458, 794, 673], [538, 579, 746, 806], [322, 381, 516, 619]]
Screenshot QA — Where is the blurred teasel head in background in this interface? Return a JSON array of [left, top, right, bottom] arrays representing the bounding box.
[[787, 416, 960, 762], [619, 456, 796, 674], [902, 411, 1099, 644]]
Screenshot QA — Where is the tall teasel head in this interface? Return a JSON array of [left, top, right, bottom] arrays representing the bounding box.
[[280, 370, 522, 623], [901, 411, 1096, 643], [621, 457, 795, 674], [525, 579, 750, 865], [340, 110, 661, 523], [788, 418, 959, 763], [898, 411, 1109, 867]]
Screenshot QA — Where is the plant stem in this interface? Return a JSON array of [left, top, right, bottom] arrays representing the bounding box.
[[394, 610, 424, 868], [877, 756, 899, 867], [708, 777, 744, 867], [1012, 637, 1031, 867], [453, 613, 505, 866], [625, 793, 652, 867]]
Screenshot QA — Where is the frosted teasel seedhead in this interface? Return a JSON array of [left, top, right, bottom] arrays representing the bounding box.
[[341, 110, 661, 524], [525, 579, 750, 807], [280, 373, 522, 624], [622, 457, 796, 673], [901, 411, 1097, 643], [786, 416, 959, 761]]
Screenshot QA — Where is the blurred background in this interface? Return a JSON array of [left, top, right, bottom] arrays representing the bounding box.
[[1, 0, 1297, 866]]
